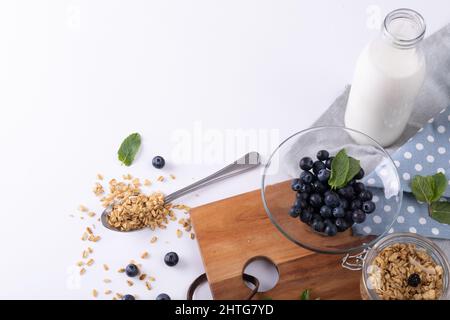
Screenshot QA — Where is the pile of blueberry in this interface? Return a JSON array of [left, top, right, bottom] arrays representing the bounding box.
[[289, 150, 376, 236]]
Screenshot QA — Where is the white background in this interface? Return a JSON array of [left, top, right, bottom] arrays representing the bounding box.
[[0, 0, 449, 299]]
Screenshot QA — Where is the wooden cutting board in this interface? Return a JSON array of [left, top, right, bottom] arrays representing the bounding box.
[[190, 181, 363, 300]]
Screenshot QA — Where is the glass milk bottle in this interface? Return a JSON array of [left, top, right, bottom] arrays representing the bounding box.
[[345, 9, 426, 147]]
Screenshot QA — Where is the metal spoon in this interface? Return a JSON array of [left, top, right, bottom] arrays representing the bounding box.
[[101, 151, 261, 232]]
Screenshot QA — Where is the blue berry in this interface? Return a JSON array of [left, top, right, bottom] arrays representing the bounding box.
[[311, 180, 327, 193], [344, 211, 355, 225], [324, 192, 340, 208], [291, 179, 302, 192], [312, 161, 326, 175], [325, 157, 334, 169], [125, 264, 139, 277], [299, 157, 314, 170], [353, 182, 365, 194], [289, 206, 301, 218], [152, 156, 166, 169], [317, 169, 331, 182], [316, 150, 330, 161], [407, 274, 421, 287], [156, 293, 171, 300], [338, 186, 355, 199], [324, 223, 338, 236], [358, 190, 373, 201], [296, 192, 309, 200], [164, 252, 179, 267], [362, 201, 376, 214], [300, 209, 313, 223], [332, 206, 345, 218], [319, 206, 333, 219], [352, 209, 366, 223], [295, 198, 309, 209], [309, 193, 323, 208], [300, 171, 314, 184], [312, 219, 325, 233], [350, 199, 362, 210], [339, 198, 349, 210], [299, 183, 311, 194], [335, 218, 349, 232], [354, 168, 365, 180], [122, 294, 135, 300]]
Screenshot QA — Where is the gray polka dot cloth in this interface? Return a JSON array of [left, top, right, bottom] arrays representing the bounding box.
[[353, 107, 450, 238]]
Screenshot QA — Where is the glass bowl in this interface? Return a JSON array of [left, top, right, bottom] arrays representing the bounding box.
[[261, 126, 403, 254]]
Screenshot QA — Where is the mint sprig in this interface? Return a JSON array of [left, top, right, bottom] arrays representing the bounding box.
[[118, 132, 141, 166], [328, 149, 361, 189], [411, 173, 450, 225]]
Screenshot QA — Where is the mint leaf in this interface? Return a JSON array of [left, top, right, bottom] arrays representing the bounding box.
[[432, 173, 447, 202], [411, 175, 436, 204], [300, 289, 310, 300], [329, 149, 350, 189], [430, 201, 450, 225], [346, 157, 361, 182], [118, 133, 141, 166]]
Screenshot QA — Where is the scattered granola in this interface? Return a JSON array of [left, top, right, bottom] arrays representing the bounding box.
[[141, 251, 149, 259], [157, 176, 164, 182], [80, 268, 86, 275], [176, 229, 183, 238], [190, 233, 196, 240], [92, 289, 98, 298], [127, 280, 134, 287], [86, 259, 94, 266], [169, 174, 176, 180], [368, 243, 444, 300], [87, 211, 96, 217], [150, 236, 158, 244], [103, 278, 112, 283], [118, 268, 125, 273], [103, 264, 109, 271], [145, 281, 152, 290], [97, 173, 104, 180], [144, 179, 152, 186], [104, 289, 112, 295], [139, 273, 147, 281], [78, 205, 89, 212], [93, 182, 104, 196]]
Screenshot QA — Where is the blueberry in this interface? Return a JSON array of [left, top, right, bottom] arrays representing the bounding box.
[[164, 252, 179, 267], [317, 169, 331, 182], [152, 156, 166, 169], [324, 224, 338, 236], [312, 219, 325, 233], [353, 182, 365, 194], [316, 150, 330, 161], [339, 198, 349, 210], [335, 217, 349, 232], [312, 161, 326, 175], [291, 179, 302, 192], [344, 211, 355, 225], [311, 180, 327, 193], [296, 192, 309, 201], [362, 201, 376, 214], [407, 273, 421, 287], [309, 193, 323, 208], [289, 206, 301, 218], [338, 186, 355, 199], [325, 157, 334, 169], [355, 168, 365, 180], [299, 157, 314, 171], [299, 183, 311, 194], [352, 209, 366, 223], [300, 171, 314, 184], [295, 198, 309, 209], [156, 293, 171, 300], [358, 190, 373, 201], [324, 192, 340, 208], [350, 199, 362, 210], [332, 206, 345, 218], [319, 206, 333, 219], [300, 209, 312, 223], [122, 294, 135, 300], [125, 264, 139, 277]]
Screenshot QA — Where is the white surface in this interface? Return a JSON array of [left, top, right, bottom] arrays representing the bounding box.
[[0, 0, 448, 299]]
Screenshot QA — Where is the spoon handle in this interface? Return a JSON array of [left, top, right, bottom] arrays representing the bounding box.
[[164, 152, 261, 204]]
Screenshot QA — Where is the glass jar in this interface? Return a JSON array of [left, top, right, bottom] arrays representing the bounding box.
[[345, 8, 426, 147], [360, 233, 450, 300]]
